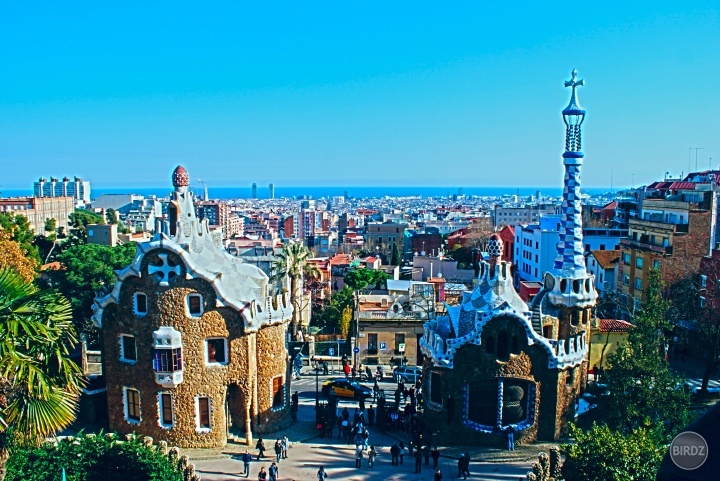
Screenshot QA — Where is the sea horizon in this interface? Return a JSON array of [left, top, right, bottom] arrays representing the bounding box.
[[2, 185, 615, 201]]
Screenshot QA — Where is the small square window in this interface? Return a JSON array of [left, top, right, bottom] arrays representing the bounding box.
[[125, 388, 141, 423], [134, 293, 148, 315], [634, 278, 642, 290], [636, 257, 643, 269], [700, 275, 707, 288], [700, 296, 706, 308], [188, 294, 203, 316], [120, 335, 137, 363], [205, 338, 228, 364]]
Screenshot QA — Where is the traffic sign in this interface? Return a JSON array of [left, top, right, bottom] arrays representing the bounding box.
[[329, 348, 335, 355], [353, 347, 360, 353], [380, 342, 386, 350]]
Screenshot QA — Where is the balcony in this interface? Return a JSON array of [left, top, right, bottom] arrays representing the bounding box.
[[620, 238, 672, 255]]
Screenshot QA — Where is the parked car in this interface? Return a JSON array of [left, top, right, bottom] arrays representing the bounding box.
[[393, 365, 423, 384], [321, 378, 372, 399]]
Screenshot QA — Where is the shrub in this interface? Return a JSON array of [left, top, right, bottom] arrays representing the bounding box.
[[6, 433, 185, 481]]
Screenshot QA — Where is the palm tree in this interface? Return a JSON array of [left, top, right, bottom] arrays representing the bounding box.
[[0, 267, 84, 480], [271, 242, 320, 336]]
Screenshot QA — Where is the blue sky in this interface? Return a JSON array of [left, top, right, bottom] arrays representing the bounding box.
[[1, 2, 718, 190]]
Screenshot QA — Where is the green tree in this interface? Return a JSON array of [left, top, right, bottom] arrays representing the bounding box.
[[601, 268, 692, 439], [67, 210, 104, 245], [0, 212, 40, 265], [0, 267, 84, 480], [344, 268, 390, 342], [271, 241, 320, 335], [314, 287, 354, 332], [105, 208, 119, 225], [390, 242, 401, 266], [5, 432, 184, 481], [344, 268, 389, 292], [51, 243, 136, 345], [562, 423, 665, 481], [43, 218, 57, 238]]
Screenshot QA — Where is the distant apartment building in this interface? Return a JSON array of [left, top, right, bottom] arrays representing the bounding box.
[[34, 176, 91, 206], [618, 194, 712, 312], [493, 203, 558, 228], [0, 196, 74, 233], [124, 198, 162, 232], [269, 183, 275, 199], [365, 221, 408, 259], [251, 183, 257, 199], [514, 214, 627, 283], [410, 232, 442, 256]]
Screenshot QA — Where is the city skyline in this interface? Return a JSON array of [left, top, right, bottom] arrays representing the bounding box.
[[1, 2, 718, 189]]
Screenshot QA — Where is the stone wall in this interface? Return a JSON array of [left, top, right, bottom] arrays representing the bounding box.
[[102, 249, 290, 448]]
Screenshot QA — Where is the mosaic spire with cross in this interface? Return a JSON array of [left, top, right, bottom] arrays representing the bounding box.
[[554, 69, 589, 277]]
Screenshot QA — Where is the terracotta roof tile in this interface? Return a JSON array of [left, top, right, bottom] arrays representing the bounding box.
[[590, 249, 620, 270], [598, 318, 634, 332]]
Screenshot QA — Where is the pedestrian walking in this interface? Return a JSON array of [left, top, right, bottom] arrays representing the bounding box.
[[317, 466, 328, 481], [242, 450, 252, 477], [368, 446, 377, 468], [268, 462, 278, 481], [399, 442, 406, 465], [434, 468, 443, 481], [282, 435, 289, 459], [390, 443, 400, 466], [462, 452, 471, 479], [274, 439, 282, 462], [373, 380, 379, 401], [368, 405, 375, 427], [431, 446, 440, 469], [457, 453, 465, 479], [256, 437, 266, 460], [355, 445, 363, 468], [414, 447, 423, 473], [257, 466, 267, 481], [507, 426, 515, 451]]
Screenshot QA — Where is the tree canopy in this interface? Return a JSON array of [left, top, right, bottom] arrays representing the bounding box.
[[0, 212, 40, 266], [344, 268, 388, 292], [600, 269, 692, 438], [562, 423, 665, 481], [0, 231, 39, 282], [51, 243, 136, 344]]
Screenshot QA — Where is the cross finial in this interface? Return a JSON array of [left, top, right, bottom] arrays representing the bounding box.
[[564, 69, 584, 90]]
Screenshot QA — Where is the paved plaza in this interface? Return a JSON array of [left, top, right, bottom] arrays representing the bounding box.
[[190, 373, 535, 480]]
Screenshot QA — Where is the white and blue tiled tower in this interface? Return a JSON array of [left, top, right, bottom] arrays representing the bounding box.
[[545, 70, 597, 309]]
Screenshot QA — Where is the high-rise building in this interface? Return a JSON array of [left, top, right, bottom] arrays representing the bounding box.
[[34, 176, 91, 206], [251, 183, 257, 199], [269, 183, 274, 199]]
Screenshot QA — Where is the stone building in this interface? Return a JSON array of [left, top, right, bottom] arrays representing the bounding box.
[[420, 71, 597, 446], [93, 166, 293, 448]]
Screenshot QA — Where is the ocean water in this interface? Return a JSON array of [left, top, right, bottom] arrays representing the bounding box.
[[3, 186, 612, 200]]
